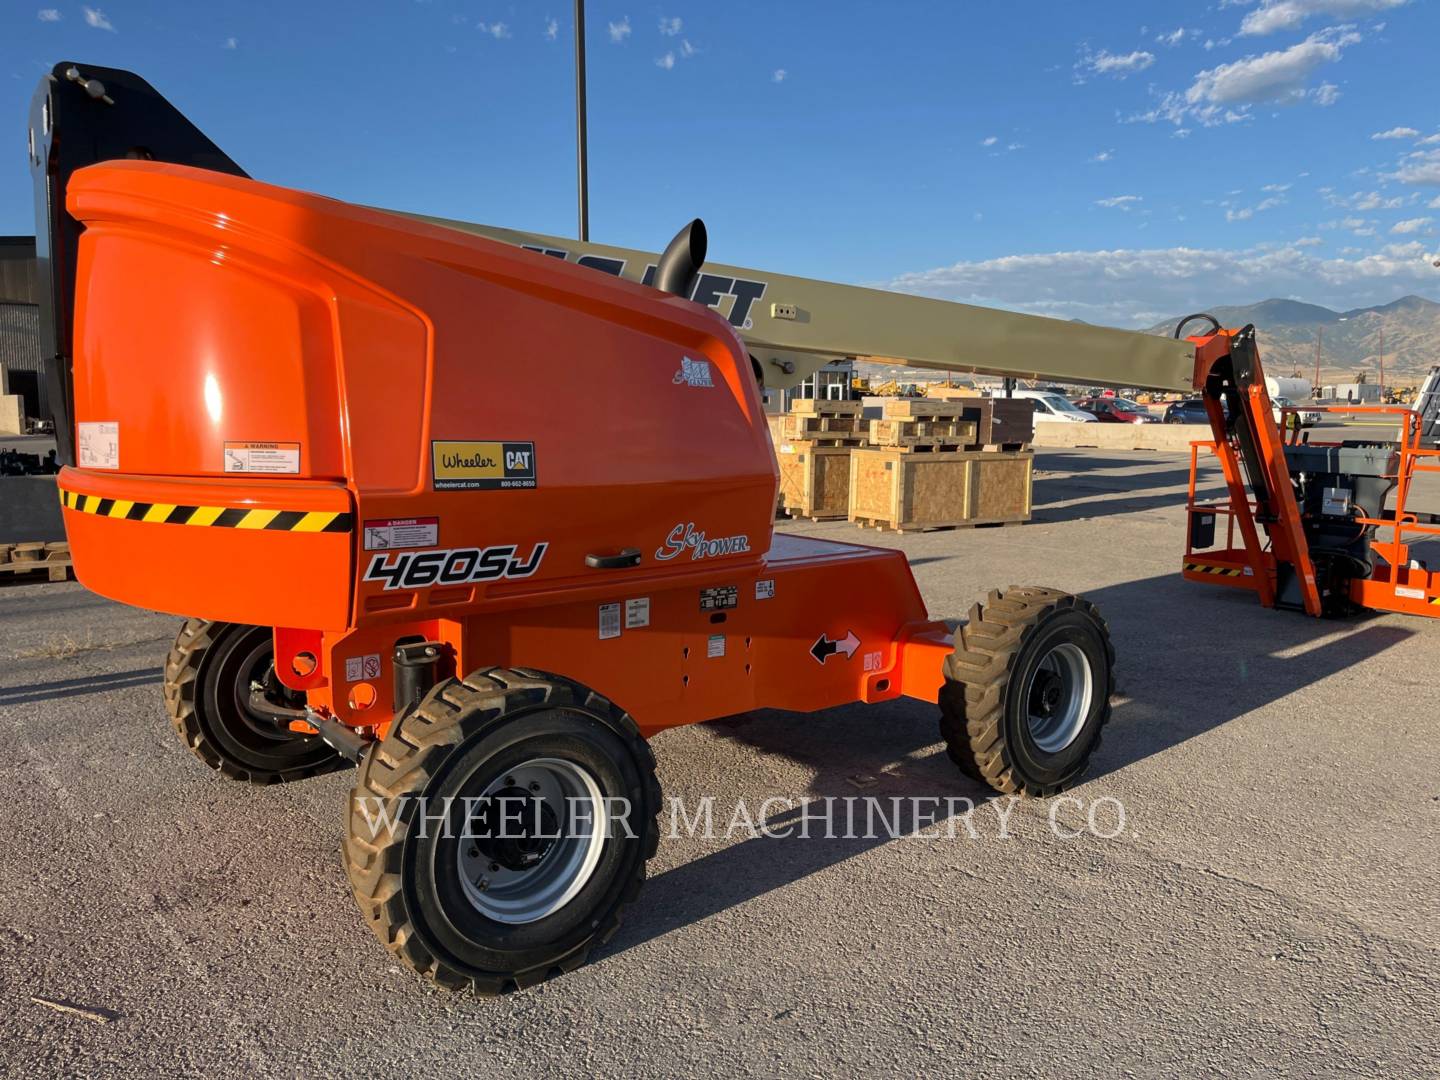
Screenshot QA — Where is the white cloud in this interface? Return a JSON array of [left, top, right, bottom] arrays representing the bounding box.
[[607, 17, 631, 43], [680, 39, 696, 57], [980, 135, 998, 147], [1353, 191, 1404, 209], [1389, 149, 1440, 185], [1077, 48, 1155, 80], [1372, 126, 1420, 140], [1091, 150, 1114, 162], [1156, 27, 1190, 46], [1240, 0, 1406, 37], [658, 16, 682, 36], [772, 68, 787, 83], [1418, 133, 1440, 147], [1006, 142, 1024, 151], [223, 36, 237, 50], [1262, 182, 1292, 192], [1096, 195, 1143, 210], [1227, 207, 1255, 221], [1190, 27, 1359, 105], [1391, 216, 1432, 233], [655, 52, 675, 70], [544, 16, 558, 41], [880, 239, 1440, 329], [1139, 26, 1359, 125], [37, 9, 60, 21], [1295, 236, 1324, 246], [1429, 195, 1440, 209], [478, 21, 511, 39], [82, 6, 115, 31]]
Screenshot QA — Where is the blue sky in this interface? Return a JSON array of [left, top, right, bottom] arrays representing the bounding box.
[[5, 0, 1440, 326]]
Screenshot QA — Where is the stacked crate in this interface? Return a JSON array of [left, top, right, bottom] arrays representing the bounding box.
[[849, 399, 1035, 532], [774, 400, 868, 521]]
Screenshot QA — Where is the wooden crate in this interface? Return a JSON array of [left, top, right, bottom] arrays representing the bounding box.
[[849, 449, 1033, 532], [776, 441, 854, 521]]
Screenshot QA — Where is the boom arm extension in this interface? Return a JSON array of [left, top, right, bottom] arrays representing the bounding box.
[[403, 214, 1199, 394]]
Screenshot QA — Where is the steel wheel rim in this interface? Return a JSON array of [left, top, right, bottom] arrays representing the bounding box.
[[1024, 642, 1093, 754], [457, 757, 607, 925]]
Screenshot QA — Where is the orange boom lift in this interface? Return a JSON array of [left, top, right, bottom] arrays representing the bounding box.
[[28, 64, 1437, 994]]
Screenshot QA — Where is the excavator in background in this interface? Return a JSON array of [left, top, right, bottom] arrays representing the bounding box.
[[26, 63, 1440, 994]]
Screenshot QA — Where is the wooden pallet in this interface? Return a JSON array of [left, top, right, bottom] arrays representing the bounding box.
[[788, 399, 863, 418], [852, 516, 1026, 534], [0, 541, 73, 582], [848, 448, 1033, 532], [879, 397, 1035, 446], [869, 417, 979, 448], [776, 441, 854, 521], [781, 413, 868, 442]]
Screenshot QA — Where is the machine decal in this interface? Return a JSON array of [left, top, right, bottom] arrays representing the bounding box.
[[517, 244, 768, 328], [363, 542, 548, 590], [707, 634, 726, 658], [223, 441, 300, 475], [672, 357, 714, 388], [862, 651, 884, 672], [344, 654, 381, 682], [810, 631, 860, 665], [755, 579, 775, 600], [59, 487, 352, 532], [77, 421, 119, 469], [624, 597, 650, 628], [363, 517, 440, 551], [431, 441, 537, 491], [598, 602, 622, 640], [699, 585, 738, 612], [655, 523, 751, 562]]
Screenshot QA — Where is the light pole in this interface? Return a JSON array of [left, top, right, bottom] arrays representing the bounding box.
[[574, 0, 589, 242]]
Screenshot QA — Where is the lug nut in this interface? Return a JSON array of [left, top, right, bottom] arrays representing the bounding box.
[[529, 781, 541, 792], [489, 862, 500, 873]]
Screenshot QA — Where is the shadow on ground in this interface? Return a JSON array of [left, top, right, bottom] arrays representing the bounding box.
[[602, 570, 1413, 960]]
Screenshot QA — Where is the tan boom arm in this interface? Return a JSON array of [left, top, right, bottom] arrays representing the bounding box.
[[406, 213, 1197, 394]]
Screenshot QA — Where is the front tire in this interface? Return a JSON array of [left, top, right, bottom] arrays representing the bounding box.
[[163, 619, 346, 784], [344, 668, 661, 993], [939, 587, 1115, 796]]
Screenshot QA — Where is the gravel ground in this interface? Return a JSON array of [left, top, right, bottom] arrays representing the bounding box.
[[0, 447, 1436, 1079]]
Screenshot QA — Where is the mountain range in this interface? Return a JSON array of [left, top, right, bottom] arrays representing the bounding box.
[[1143, 295, 1440, 385]]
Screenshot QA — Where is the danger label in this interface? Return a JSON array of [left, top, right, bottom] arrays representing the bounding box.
[[363, 517, 440, 551], [344, 654, 381, 682], [224, 441, 300, 474]]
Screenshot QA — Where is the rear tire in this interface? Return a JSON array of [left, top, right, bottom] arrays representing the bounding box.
[[344, 668, 661, 994], [163, 619, 346, 784], [939, 587, 1115, 797]]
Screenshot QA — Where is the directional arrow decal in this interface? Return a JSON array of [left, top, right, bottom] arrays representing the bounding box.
[[810, 630, 860, 665]]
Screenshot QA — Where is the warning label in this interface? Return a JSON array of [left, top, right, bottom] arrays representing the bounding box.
[[700, 585, 738, 612], [625, 597, 650, 628], [363, 517, 440, 551], [77, 422, 119, 470], [599, 602, 621, 640], [344, 654, 381, 682], [224, 441, 301, 475]]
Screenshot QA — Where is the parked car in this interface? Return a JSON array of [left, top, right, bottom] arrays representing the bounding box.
[[1073, 396, 1160, 424], [1163, 398, 1212, 424], [1272, 396, 1322, 427], [1003, 389, 1099, 422]]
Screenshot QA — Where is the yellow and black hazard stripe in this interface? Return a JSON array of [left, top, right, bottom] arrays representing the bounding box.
[[1184, 561, 1244, 577], [59, 489, 352, 533]]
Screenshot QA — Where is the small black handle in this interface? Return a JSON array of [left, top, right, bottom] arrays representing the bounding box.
[[585, 548, 642, 569]]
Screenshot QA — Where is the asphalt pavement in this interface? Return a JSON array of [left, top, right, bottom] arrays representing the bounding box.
[[0, 447, 1436, 1079]]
